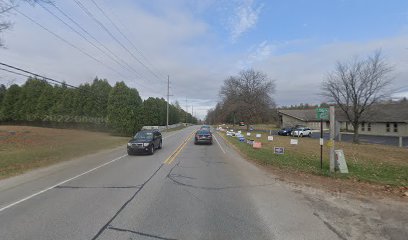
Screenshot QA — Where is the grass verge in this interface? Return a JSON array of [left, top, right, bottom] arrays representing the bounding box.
[[220, 131, 408, 187], [0, 125, 128, 179]]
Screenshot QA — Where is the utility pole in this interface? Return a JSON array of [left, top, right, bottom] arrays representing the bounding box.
[[185, 97, 188, 125], [329, 106, 335, 173], [166, 75, 170, 129]]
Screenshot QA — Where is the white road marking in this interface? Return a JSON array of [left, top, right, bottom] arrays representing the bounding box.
[[213, 134, 226, 154], [0, 129, 185, 213], [0, 154, 127, 212]]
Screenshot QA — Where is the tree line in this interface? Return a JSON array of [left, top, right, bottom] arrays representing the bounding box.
[[0, 77, 197, 136]]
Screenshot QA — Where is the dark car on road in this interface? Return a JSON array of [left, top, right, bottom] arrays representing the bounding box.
[[194, 129, 213, 145], [127, 130, 162, 155], [278, 127, 293, 136]]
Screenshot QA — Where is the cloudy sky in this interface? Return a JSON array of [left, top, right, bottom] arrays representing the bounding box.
[[1, 0, 408, 119]]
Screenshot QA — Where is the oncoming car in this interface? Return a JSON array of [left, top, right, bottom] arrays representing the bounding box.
[[194, 129, 213, 145], [127, 130, 162, 155]]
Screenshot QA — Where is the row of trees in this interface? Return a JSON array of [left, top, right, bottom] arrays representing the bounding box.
[[206, 69, 277, 129], [0, 77, 197, 136]]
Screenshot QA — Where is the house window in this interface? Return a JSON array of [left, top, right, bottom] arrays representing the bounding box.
[[367, 123, 371, 132], [394, 123, 398, 133], [361, 122, 365, 131], [386, 123, 390, 132]]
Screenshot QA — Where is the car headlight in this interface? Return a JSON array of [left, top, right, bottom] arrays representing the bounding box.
[[143, 143, 150, 147], [127, 143, 132, 146]]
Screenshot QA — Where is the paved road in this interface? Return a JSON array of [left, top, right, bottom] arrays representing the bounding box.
[[0, 126, 342, 240]]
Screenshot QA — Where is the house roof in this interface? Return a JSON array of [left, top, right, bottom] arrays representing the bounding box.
[[278, 102, 408, 123]]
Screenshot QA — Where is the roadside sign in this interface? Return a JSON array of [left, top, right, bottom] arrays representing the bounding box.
[[267, 136, 274, 141], [247, 132, 251, 136], [256, 134, 261, 138], [326, 140, 334, 147], [319, 138, 324, 146], [316, 108, 329, 120], [290, 139, 298, 145], [274, 147, 285, 154], [253, 142, 262, 149], [335, 149, 348, 173]]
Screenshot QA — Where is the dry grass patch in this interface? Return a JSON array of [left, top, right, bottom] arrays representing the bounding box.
[[0, 125, 128, 179]]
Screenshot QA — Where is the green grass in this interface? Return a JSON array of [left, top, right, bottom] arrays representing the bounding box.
[[0, 126, 128, 179], [222, 132, 408, 186]]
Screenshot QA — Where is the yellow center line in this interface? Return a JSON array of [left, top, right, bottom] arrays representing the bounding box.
[[163, 132, 195, 165]]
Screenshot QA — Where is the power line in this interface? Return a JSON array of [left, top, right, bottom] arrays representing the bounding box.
[[13, 7, 164, 97], [13, 8, 128, 81], [73, 0, 166, 83], [89, 0, 168, 80], [38, 1, 143, 79], [0, 62, 81, 89]]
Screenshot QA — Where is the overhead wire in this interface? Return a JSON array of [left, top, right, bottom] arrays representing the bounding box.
[[89, 0, 168, 80], [13, 6, 164, 97], [73, 0, 166, 83], [38, 1, 143, 79]]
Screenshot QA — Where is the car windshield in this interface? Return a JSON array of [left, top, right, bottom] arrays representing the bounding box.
[[197, 130, 210, 135], [134, 132, 153, 140]]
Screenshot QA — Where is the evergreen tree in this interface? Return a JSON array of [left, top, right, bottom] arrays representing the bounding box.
[[107, 82, 142, 136], [0, 84, 21, 121]]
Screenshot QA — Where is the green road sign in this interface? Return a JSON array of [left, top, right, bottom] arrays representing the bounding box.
[[316, 108, 329, 120]]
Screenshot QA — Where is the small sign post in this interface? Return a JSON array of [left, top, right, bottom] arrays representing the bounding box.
[[316, 108, 329, 170], [267, 136, 274, 141], [290, 139, 298, 145], [274, 147, 285, 154]]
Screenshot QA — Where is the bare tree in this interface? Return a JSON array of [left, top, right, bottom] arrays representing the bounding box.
[[322, 50, 393, 143], [220, 69, 275, 130]]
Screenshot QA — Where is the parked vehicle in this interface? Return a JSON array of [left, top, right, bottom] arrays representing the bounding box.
[[292, 127, 312, 137], [194, 129, 213, 144], [278, 127, 293, 136], [239, 121, 245, 126], [127, 130, 162, 155]]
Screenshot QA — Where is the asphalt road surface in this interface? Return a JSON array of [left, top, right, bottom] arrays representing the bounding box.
[[0, 126, 343, 240]]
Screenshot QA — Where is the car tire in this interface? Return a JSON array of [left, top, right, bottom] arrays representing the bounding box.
[[149, 145, 154, 155], [308, 133, 312, 137], [300, 133, 303, 138], [127, 151, 132, 156], [158, 140, 162, 149]]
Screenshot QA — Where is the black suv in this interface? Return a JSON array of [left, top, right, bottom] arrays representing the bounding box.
[[127, 130, 162, 155]]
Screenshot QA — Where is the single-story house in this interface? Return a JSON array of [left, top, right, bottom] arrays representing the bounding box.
[[278, 103, 408, 137]]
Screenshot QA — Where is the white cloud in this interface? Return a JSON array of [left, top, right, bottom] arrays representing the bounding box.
[[254, 35, 408, 106], [228, 0, 263, 42], [238, 40, 274, 68]]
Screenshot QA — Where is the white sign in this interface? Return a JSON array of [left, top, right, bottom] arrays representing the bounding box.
[[267, 136, 274, 141], [335, 149, 348, 173], [247, 132, 251, 136], [290, 139, 298, 145], [256, 134, 261, 138], [274, 147, 284, 154], [319, 138, 324, 146]]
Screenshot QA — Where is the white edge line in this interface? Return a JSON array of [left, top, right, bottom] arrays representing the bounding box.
[[0, 154, 127, 213], [213, 134, 226, 154], [0, 127, 186, 213]]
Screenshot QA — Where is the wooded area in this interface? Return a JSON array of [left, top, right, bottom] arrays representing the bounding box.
[[0, 77, 197, 136]]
